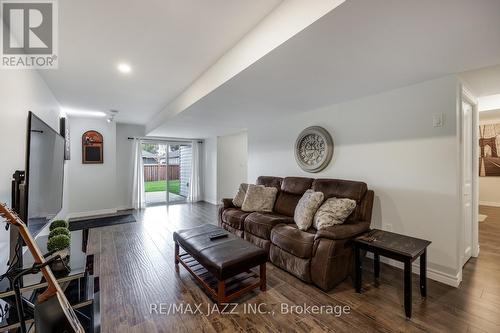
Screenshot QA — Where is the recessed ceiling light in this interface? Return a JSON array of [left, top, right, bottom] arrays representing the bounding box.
[[117, 62, 132, 74]]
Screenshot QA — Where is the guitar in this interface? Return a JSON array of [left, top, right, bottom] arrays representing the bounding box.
[[0, 203, 85, 333]]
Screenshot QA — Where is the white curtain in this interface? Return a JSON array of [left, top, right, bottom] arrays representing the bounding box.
[[132, 139, 145, 209], [188, 140, 202, 202]]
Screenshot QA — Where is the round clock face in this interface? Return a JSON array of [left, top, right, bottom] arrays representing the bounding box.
[[294, 126, 333, 173]]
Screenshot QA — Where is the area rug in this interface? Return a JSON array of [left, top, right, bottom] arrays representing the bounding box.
[[69, 213, 137, 231], [478, 214, 488, 223]]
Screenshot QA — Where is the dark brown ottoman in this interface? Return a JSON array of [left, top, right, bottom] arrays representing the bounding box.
[[173, 224, 267, 304]]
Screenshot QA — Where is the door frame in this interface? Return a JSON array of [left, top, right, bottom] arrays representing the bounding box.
[[459, 86, 480, 265]]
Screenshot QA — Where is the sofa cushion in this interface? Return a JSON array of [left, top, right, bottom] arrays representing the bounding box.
[[244, 212, 294, 240], [221, 222, 244, 238], [282, 177, 314, 194], [222, 208, 250, 230], [269, 244, 311, 282], [242, 185, 278, 212], [313, 197, 357, 230], [244, 232, 272, 253], [312, 179, 367, 201], [294, 189, 324, 230], [232, 183, 249, 207], [312, 179, 367, 221], [274, 177, 314, 217], [256, 176, 283, 190], [270, 224, 316, 259]]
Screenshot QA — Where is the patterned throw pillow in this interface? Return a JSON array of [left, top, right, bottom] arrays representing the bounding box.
[[242, 185, 278, 212], [232, 183, 249, 207], [294, 189, 324, 231], [313, 198, 357, 230]]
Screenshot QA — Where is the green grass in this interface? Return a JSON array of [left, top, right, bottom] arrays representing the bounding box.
[[145, 180, 180, 194]]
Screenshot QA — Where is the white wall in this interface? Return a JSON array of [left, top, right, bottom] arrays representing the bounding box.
[[217, 132, 248, 201], [479, 109, 500, 206], [116, 123, 145, 210], [248, 76, 462, 286], [203, 137, 218, 204], [66, 117, 117, 218], [0, 70, 62, 272]]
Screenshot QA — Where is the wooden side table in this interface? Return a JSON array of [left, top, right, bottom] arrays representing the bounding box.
[[353, 229, 431, 319]]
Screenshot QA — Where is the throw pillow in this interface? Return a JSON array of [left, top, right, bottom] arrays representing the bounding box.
[[294, 189, 324, 230], [232, 183, 249, 207], [313, 198, 357, 230], [241, 184, 278, 212]]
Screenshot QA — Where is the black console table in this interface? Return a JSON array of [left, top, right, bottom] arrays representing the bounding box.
[[353, 229, 431, 319], [0, 230, 99, 332]]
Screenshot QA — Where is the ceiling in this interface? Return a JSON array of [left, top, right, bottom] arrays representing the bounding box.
[[460, 64, 500, 97], [479, 109, 500, 121], [40, 0, 282, 124], [149, 0, 500, 138]]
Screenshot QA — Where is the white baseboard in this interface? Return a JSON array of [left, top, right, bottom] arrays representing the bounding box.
[[472, 244, 480, 257], [479, 201, 500, 207], [116, 206, 134, 211], [67, 208, 117, 220], [366, 253, 461, 287], [427, 266, 462, 287], [203, 199, 218, 205]]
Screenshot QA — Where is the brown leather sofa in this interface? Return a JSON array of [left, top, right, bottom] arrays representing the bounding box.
[[219, 176, 374, 291]]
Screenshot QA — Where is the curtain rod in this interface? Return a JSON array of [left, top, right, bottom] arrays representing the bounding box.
[[127, 136, 203, 144]]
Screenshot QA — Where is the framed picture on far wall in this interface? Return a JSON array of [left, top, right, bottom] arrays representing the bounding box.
[[82, 130, 104, 164], [479, 122, 500, 177]]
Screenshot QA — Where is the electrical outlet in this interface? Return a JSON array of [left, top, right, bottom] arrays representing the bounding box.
[[383, 223, 393, 231]]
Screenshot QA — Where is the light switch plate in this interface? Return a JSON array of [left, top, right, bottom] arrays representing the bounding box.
[[433, 113, 444, 127]]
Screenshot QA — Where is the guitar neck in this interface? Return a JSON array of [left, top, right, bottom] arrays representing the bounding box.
[[15, 222, 59, 298]]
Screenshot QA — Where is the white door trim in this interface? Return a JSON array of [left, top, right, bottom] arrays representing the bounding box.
[[460, 85, 480, 262]]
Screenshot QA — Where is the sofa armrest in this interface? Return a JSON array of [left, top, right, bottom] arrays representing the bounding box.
[[221, 198, 235, 209], [315, 221, 370, 241]]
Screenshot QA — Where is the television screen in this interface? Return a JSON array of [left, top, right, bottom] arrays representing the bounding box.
[[26, 112, 65, 235]]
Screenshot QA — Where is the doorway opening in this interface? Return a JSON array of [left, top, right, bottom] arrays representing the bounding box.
[[478, 106, 500, 226], [142, 142, 192, 206], [459, 65, 500, 290], [460, 90, 500, 269]]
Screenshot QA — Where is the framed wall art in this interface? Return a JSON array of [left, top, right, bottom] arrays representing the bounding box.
[[479, 123, 500, 177], [294, 126, 334, 173], [82, 130, 103, 164]]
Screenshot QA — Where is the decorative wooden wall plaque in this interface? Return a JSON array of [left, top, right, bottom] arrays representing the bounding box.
[[82, 130, 103, 164]]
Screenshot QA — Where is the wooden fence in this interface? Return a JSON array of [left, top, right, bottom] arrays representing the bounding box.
[[144, 164, 180, 181]]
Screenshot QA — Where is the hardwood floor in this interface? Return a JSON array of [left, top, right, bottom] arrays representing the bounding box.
[[87, 203, 500, 333]]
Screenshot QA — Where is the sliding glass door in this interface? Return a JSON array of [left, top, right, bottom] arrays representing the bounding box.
[[142, 141, 192, 206]]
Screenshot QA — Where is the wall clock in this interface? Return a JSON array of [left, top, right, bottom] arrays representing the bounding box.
[[294, 126, 333, 173]]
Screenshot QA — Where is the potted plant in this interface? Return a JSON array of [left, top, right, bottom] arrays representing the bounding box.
[[48, 226, 71, 239], [49, 219, 69, 230], [47, 220, 71, 274]]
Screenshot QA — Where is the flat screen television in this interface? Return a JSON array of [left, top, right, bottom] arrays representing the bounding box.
[[24, 111, 65, 235]]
